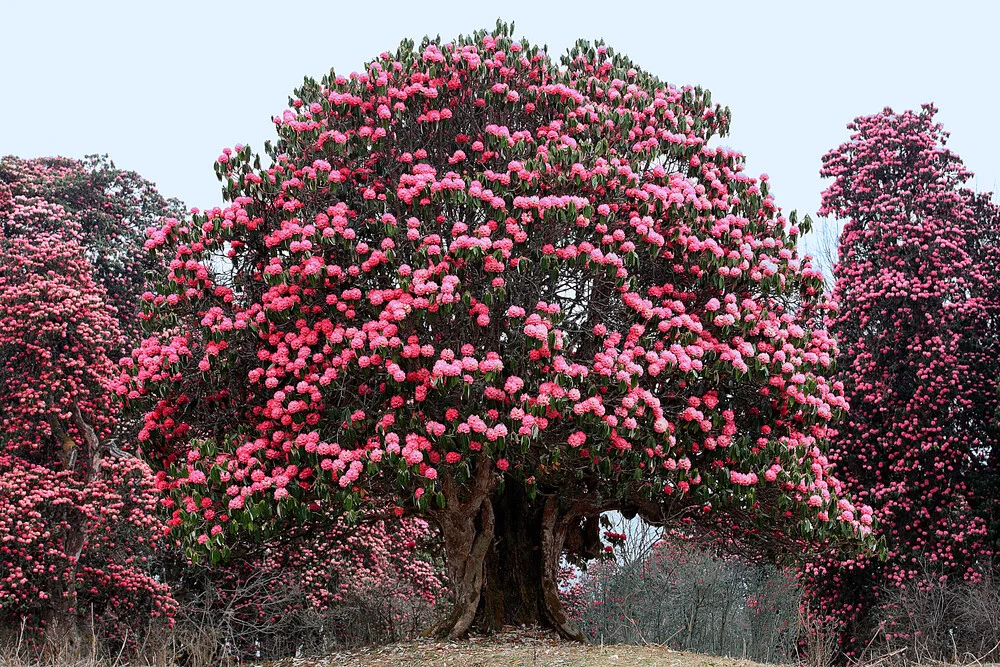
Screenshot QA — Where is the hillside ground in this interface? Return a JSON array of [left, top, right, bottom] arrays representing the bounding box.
[[266, 628, 777, 667]]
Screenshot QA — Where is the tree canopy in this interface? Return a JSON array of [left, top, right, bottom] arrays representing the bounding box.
[[806, 104, 1000, 651]]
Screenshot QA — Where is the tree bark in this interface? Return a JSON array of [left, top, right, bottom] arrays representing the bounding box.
[[426, 458, 496, 640], [473, 486, 586, 641], [428, 459, 610, 641], [42, 405, 106, 658], [430, 498, 495, 639]]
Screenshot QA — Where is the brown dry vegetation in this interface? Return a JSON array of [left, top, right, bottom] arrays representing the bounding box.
[[265, 629, 786, 667], [4, 628, 1000, 667]]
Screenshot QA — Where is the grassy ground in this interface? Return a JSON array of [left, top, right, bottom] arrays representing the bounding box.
[[267, 628, 775, 667]]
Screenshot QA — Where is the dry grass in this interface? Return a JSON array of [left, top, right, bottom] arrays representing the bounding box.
[[264, 628, 776, 667], [6, 626, 1000, 667]]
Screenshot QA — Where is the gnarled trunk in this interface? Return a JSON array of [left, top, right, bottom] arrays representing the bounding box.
[[432, 482, 591, 641], [430, 496, 495, 639], [425, 458, 496, 640], [41, 405, 105, 658]]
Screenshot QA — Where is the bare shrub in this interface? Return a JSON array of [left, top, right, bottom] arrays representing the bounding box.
[[874, 562, 1000, 664], [163, 559, 442, 664], [798, 606, 839, 667], [165, 567, 326, 665], [569, 517, 802, 663]]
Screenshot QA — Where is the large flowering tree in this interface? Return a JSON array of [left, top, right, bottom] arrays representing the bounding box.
[[806, 105, 1000, 649], [120, 23, 874, 639], [0, 182, 175, 647]]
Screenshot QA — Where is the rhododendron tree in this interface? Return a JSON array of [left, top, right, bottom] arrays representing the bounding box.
[[0, 155, 185, 344], [806, 105, 1000, 653], [0, 163, 175, 649], [121, 23, 874, 639], [283, 516, 444, 625]]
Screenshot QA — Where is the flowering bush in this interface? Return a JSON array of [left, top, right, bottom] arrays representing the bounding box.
[[121, 22, 874, 639], [806, 104, 1000, 658], [282, 516, 445, 619], [173, 515, 445, 660], [0, 455, 175, 646]]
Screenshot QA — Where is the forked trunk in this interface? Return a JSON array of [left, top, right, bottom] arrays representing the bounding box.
[[477, 486, 584, 640], [431, 484, 586, 641]]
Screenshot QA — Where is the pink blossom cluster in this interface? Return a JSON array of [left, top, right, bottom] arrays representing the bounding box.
[[0, 197, 119, 452]]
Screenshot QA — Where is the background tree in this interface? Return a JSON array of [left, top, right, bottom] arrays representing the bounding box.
[[566, 529, 802, 663], [0, 186, 175, 652], [0, 155, 186, 345], [121, 22, 874, 640], [806, 105, 1000, 657]]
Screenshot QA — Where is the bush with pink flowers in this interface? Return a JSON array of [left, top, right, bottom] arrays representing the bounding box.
[[169, 514, 445, 661]]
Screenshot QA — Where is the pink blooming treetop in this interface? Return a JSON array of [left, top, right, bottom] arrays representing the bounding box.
[[0, 155, 186, 346], [0, 195, 121, 460], [805, 104, 1000, 649], [120, 23, 874, 638]]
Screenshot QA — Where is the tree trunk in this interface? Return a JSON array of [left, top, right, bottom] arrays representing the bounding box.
[[429, 457, 601, 642], [430, 498, 495, 639], [476, 485, 545, 632], [44, 599, 85, 660], [425, 459, 496, 640], [41, 405, 105, 658], [474, 487, 585, 641]]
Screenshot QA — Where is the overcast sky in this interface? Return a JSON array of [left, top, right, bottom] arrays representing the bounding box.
[[3, 0, 997, 256]]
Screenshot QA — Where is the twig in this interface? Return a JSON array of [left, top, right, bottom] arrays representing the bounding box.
[[962, 639, 1000, 667], [15, 617, 27, 657], [863, 646, 907, 667], [113, 629, 129, 666]]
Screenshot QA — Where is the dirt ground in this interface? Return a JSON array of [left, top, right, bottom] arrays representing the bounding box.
[[267, 628, 776, 667]]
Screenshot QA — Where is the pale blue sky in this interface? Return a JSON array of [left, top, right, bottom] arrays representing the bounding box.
[[3, 0, 997, 252]]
